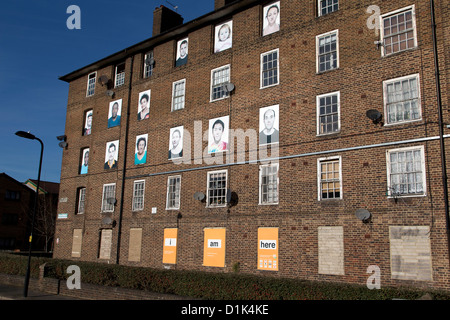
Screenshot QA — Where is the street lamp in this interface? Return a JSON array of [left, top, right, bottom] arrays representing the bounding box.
[[15, 131, 44, 298]]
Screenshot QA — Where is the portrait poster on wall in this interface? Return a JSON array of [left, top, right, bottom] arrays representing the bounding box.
[[214, 21, 233, 53], [104, 140, 119, 169], [175, 38, 188, 67], [262, 2, 280, 36], [108, 99, 122, 128], [135, 133, 148, 165], [80, 148, 89, 174], [137, 90, 150, 121], [208, 115, 229, 154], [168, 126, 183, 160], [259, 104, 279, 145], [83, 110, 93, 136]]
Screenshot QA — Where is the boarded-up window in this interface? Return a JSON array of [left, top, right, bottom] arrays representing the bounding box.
[[128, 228, 142, 262], [318, 226, 344, 275], [99, 229, 113, 259], [71, 229, 83, 258]]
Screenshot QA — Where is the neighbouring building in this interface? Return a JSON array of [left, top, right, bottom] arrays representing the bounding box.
[[54, 0, 450, 290]]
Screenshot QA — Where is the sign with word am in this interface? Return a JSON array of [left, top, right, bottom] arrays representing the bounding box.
[[163, 228, 178, 264], [258, 228, 278, 271], [203, 228, 226, 267]]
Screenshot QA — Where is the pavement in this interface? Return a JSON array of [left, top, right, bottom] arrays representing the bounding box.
[[0, 283, 82, 300]]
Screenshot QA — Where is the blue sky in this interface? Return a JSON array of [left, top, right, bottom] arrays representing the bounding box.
[[0, 0, 213, 183]]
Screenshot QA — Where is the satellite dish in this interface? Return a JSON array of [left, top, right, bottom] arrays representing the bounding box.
[[58, 141, 68, 148], [194, 192, 205, 201], [106, 90, 115, 98], [145, 57, 155, 66], [98, 75, 109, 86], [366, 109, 382, 123], [226, 189, 238, 207], [355, 209, 371, 222], [101, 216, 112, 225], [225, 83, 235, 93], [106, 198, 117, 205]]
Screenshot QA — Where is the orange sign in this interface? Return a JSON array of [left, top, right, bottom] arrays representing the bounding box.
[[203, 228, 226, 267], [257, 228, 278, 271], [163, 228, 178, 264]]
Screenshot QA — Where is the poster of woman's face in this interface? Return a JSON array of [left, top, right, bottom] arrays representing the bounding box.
[[176, 38, 188, 67], [208, 115, 229, 153], [108, 99, 122, 128], [168, 126, 183, 160], [104, 140, 119, 170], [80, 148, 89, 174], [138, 90, 150, 121], [83, 110, 93, 136], [259, 105, 280, 145], [214, 21, 232, 53], [262, 2, 280, 36], [135, 134, 148, 165]]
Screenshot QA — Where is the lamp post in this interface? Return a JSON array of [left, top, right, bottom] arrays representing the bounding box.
[[15, 131, 44, 298]]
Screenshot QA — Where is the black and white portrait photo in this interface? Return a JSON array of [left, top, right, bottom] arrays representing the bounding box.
[[214, 21, 233, 53], [168, 126, 183, 160], [175, 38, 188, 67], [262, 2, 280, 36], [259, 105, 279, 145], [208, 116, 229, 153]]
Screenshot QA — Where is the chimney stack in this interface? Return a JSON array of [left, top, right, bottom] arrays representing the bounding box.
[[152, 5, 184, 36]]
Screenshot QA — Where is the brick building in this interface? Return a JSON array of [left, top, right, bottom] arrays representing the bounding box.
[[54, 0, 450, 290]]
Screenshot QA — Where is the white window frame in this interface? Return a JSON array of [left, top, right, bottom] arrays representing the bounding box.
[[86, 72, 96, 97], [260, 48, 280, 89], [210, 64, 231, 102], [101, 183, 116, 212], [259, 163, 279, 205], [171, 79, 186, 111], [166, 175, 181, 210], [132, 180, 145, 211], [206, 170, 228, 208], [143, 51, 154, 78], [383, 74, 421, 125], [317, 0, 339, 17], [317, 156, 342, 200], [316, 91, 340, 135], [386, 146, 426, 198], [380, 5, 418, 57], [77, 187, 86, 214], [114, 63, 126, 87], [316, 29, 339, 73]]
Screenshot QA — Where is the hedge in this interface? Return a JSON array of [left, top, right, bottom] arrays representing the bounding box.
[[1, 252, 450, 300]]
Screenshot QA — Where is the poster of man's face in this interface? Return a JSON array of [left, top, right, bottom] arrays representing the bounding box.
[[262, 2, 280, 36], [83, 110, 93, 136], [208, 115, 229, 153], [104, 140, 119, 169], [175, 38, 188, 67], [80, 148, 89, 174], [108, 99, 122, 128], [138, 90, 150, 121], [214, 21, 233, 53], [135, 134, 148, 165], [168, 126, 184, 160], [259, 105, 279, 145]]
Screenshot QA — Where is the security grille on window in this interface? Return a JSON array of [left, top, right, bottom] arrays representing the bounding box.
[[172, 80, 186, 111], [381, 7, 416, 56], [387, 147, 425, 196], [86, 72, 96, 97], [261, 49, 279, 88], [102, 183, 116, 212], [207, 170, 227, 207], [166, 176, 181, 209], [317, 91, 340, 135], [318, 0, 338, 16], [143, 51, 154, 78], [77, 187, 86, 214], [211, 65, 230, 101], [132, 180, 145, 211], [317, 30, 338, 73], [115, 63, 125, 87], [318, 158, 341, 200], [260, 164, 279, 204], [384, 74, 420, 124]]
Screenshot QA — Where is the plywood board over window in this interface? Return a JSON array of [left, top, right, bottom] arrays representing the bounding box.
[[99, 229, 113, 260], [71, 229, 83, 258], [128, 228, 143, 262]]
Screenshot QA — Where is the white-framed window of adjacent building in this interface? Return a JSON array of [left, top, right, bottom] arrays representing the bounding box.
[[260, 48, 279, 89], [316, 30, 339, 73], [143, 51, 154, 78], [316, 91, 340, 135], [132, 180, 145, 211], [166, 175, 181, 210], [318, 0, 338, 16], [383, 74, 421, 125], [76, 187, 86, 214], [210, 64, 231, 102], [207, 170, 227, 207], [86, 72, 96, 97], [259, 163, 279, 205], [172, 79, 186, 111], [114, 62, 126, 87], [101, 183, 116, 212], [318, 156, 342, 200], [386, 146, 426, 197], [380, 5, 417, 56]]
